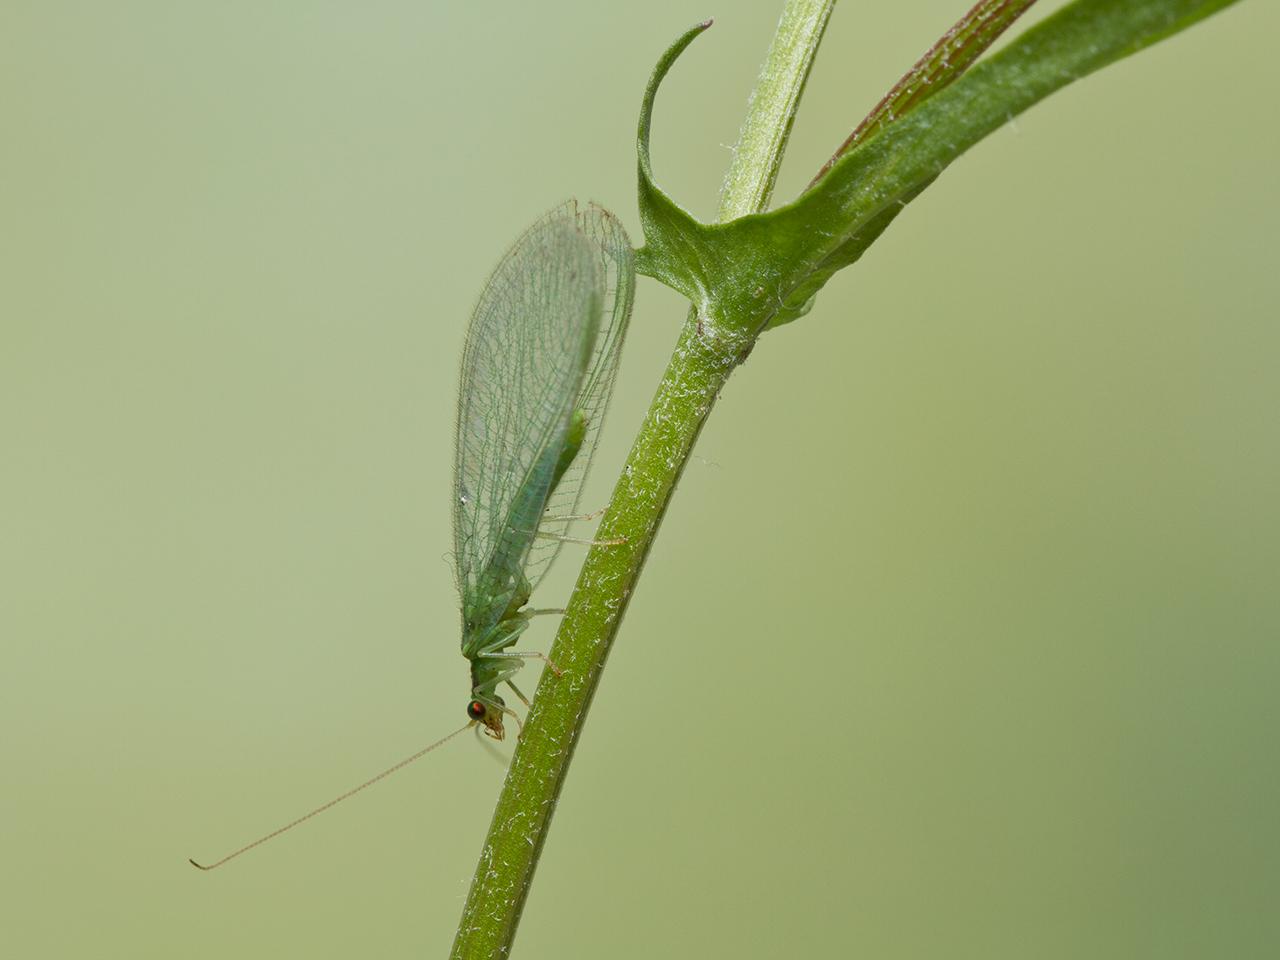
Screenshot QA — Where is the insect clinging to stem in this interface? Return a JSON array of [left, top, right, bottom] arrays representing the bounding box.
[[454, 199, 636, 739], [188, 200, 636, 870]]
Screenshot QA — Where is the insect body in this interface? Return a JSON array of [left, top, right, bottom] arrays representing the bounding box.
[[453, 201, 635, 739], [186, 201, 634, 871]]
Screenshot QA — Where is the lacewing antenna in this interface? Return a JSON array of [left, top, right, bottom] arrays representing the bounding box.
[[189, 723, 473, 871]]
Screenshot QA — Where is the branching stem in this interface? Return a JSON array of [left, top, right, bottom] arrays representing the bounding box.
[[448, 2, 834, 957], [448, 0, 1242, 954]]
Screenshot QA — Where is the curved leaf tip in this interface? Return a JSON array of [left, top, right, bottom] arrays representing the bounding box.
[[637, 20, 713, 194], [634, 21, 717, 306]]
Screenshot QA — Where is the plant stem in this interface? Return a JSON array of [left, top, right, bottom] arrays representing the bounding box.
[[810, 0, 1039, 185], [719, 1, 836, 219], [449, 2, 833, 956]]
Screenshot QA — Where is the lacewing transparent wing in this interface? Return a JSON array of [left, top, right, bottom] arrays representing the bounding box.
[[454, 201, 635, 738]]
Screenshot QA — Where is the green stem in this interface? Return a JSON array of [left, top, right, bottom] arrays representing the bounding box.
[[448, 2, 833, 956], [719, 1, 836, 219]]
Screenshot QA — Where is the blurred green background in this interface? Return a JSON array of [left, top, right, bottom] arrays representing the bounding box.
[[2, 2, 1276, 957]]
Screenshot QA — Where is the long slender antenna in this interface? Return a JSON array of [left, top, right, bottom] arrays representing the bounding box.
[[188, 722, 473, 871]]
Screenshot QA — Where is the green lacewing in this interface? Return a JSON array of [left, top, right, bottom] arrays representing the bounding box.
[[456, 200, 636, 739], [190, 200, 635, 869]]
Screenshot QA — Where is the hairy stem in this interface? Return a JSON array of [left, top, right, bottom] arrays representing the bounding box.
[[448, 2, 834, 957], [811, 0, 1040, 185], [720, 0, 836, 219]]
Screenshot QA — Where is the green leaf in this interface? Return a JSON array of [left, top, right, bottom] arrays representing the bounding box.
[[635, 0, 1243, 335], [810, 0, 1039, 187], [633, 22, 720, 310]]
